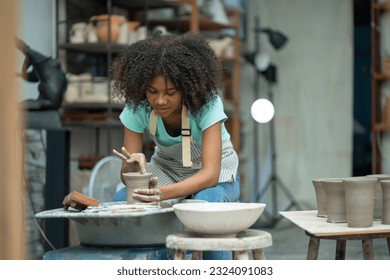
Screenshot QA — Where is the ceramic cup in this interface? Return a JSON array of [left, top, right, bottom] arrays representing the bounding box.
[[122, 172, 153, 204], [86, 25, 98, 43], [380, 179, 390, 224], [366, 174, 390, 220], [69, 22, 87, 43], [321, 178, 346, 223], [343, 177, 376, 228], [312, 178, 327, 218]]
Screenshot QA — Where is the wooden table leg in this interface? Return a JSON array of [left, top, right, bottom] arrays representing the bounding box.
[[192, 251, 202, 260], [387, 237, 390, 255], [335, 240, 346, 260], [174, 249, 186, 260], [252, 249, 265, 260], [362, 239, 374, 260], [307, 237, 320, 260], [233, 250, 249, 260]]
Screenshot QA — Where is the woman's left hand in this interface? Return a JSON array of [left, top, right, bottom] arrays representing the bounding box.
[[132, 177, 162, 202]]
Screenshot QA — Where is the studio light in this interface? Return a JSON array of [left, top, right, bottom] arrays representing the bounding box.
[[260, 63, 277, 84], [251, 98, 274, 123], [243, 52, 270, 72], [255, 27, 288, 50]]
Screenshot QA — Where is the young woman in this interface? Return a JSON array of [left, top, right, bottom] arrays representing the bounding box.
[[111, 29, 240, 208]]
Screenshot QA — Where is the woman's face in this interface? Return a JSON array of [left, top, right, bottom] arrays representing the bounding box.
[[146, 75, 183, 118]]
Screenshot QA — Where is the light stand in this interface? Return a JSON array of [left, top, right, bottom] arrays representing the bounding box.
[[257, 75, 301, 227], [246, 17, 301, 227]]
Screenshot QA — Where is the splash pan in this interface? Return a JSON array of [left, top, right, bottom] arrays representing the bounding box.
[[36, 200, 186, 247]]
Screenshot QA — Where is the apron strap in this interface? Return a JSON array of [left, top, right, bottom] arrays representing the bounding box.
[[181, 106, 193, 168], [149, 107, 193, 168], [149, 110, 158, 136]]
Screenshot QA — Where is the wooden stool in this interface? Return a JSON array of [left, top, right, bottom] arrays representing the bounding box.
[[166, 229, 272, 260]]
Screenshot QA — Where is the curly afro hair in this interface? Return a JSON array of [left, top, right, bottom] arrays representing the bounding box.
[[111, 29, 224, 116]]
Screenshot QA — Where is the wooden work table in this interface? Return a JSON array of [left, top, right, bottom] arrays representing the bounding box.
[[280, 210, 390, 260]]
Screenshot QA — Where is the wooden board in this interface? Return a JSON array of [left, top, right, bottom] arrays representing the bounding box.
[[63, 191, 100, 211]]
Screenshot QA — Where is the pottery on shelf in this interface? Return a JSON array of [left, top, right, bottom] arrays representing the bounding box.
[[69, 22, 88, 43], [366, 174, 390, 220], [118, 21, 140, 44], [89, 14, 127, 43], [343, 177, 376, 228], [312, 178, 327, 218], [321, 178, 346, 223], [380, 179, 390, 224], [122, 172, 153, 204]]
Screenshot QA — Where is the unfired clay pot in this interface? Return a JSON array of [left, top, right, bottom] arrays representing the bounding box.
[[312, 178, 327, 218], [321, 178, 346, 223], [343, 177, 376, 228], [380, 179, 390, 224], [122, 172, 153, 204], [366, 174, 390, 220]]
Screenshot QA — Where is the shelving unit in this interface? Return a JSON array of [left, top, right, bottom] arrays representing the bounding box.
[[56, 0, 242, 163], [370, 0, 390, 173]]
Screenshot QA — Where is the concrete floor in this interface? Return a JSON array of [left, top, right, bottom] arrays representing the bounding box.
[[253, 218, 390, 260]]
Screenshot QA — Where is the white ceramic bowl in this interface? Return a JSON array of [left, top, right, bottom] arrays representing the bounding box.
[[172, 202, 266, 237]]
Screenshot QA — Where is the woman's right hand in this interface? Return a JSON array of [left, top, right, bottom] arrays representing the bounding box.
[[114, 147, 147, 174]]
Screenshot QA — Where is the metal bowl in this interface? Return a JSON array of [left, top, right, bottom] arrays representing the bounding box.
[[172, 202, 266, 237]]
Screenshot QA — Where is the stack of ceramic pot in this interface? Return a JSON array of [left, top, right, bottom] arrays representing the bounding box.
[[312, 174, 390, 227]]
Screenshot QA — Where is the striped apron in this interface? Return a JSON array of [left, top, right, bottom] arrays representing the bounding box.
[[146, 107, 239, 187]]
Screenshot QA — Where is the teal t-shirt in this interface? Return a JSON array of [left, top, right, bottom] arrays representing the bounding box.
[[119, 95, 230, 147]]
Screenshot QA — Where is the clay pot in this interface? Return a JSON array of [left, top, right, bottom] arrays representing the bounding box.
[[89, 14, 127, 43], [127, 21, 141, 32], [118, 21, 141, 44], [321, 178, 346, 223], [343, 177, 376, 228], [69, 22, 87, 43], [122, 172, 153, 204], [366, 174, 390, 220], [312, 178, 327, 218], [380, 179, 390, 224]]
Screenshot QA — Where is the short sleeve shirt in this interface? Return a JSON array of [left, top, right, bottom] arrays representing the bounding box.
[[119, 95, 231, 147]]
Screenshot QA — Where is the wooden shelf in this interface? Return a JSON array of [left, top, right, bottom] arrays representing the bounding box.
[[58, 43, 127, 54], [373, 1, 390, 10], [149, 16, 234, 32], [374, 123, 390, 131], [370, 0, 390, 173], [373, 71, 390, 81], [61, 102, 124, 111], [57, 0, 241, 156], [112, 0, 178, 9]]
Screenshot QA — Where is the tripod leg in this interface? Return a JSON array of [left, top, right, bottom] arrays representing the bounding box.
[[256, 175, 275, 221], [256, 174, 273, 201], [274, 175, 301, 210]]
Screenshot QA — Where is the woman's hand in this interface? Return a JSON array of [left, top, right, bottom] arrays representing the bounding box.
[[113, 147, 147, 174], [132, 177, 162, 202]]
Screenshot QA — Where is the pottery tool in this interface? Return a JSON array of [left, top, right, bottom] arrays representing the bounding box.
[[84, 203, 157, 213]]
